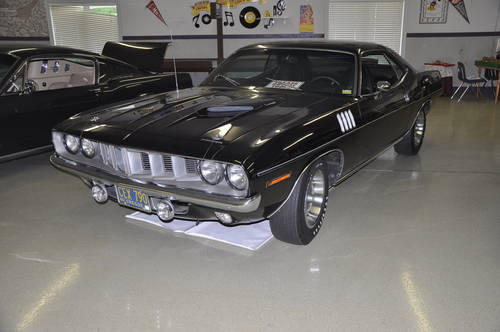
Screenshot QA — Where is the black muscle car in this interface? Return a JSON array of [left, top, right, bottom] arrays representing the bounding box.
[[0, 42, 192, 161], [50, 41, 441, 245]]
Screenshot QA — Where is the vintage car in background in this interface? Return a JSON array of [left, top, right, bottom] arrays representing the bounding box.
[[0, 42, 192, 161], [50, 41, 441, 245]]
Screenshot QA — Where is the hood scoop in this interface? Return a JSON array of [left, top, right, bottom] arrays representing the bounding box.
[[207, 106, 254, 113]]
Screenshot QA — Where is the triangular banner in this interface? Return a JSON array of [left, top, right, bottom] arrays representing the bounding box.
[[451, 0, 470, 24], [146, 0, 167, 26]]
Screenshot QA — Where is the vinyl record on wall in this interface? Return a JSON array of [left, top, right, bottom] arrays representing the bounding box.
[[240, 6, 261, 29]]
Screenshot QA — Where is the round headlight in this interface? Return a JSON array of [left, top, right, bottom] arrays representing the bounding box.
[[226, 165, 248, 190], [199, 160, 224, 185], [64, 135, 80, 154], [81, 139, 96, 158]]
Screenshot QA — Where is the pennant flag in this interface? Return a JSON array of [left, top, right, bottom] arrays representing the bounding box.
[[451, 0, 470, 24], [146, 0, 167, 26]]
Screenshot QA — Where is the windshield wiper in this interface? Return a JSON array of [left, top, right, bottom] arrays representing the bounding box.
[[213, 74, 240, 86]]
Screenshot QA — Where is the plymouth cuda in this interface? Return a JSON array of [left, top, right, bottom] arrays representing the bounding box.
[[50, 41, 441, 245]]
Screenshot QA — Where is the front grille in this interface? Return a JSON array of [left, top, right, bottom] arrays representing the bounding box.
[[93, 142, 200, 182], [53, 131, 247, 197], [185, 159, 198, 174], [162, 155, 173, 173], [141, 152, 151, 171]]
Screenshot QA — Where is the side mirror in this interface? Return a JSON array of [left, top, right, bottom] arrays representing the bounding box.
[[376, 81, 391, 91]]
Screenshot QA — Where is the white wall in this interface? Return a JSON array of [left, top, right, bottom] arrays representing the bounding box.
[[403, 0, 500, 84], [119, 0, 326, 59], [2, 0, 499, 88]]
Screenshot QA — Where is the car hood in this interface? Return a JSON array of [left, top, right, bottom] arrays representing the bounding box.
[[101, 41, 168, 73], [59, 87, 354, 160]]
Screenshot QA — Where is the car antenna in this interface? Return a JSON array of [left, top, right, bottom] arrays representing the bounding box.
[[145, 1, 179, 98], [167, 26, 180, 99]]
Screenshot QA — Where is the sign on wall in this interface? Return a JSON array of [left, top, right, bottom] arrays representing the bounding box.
[[299, 4, 314, 33], [190, 0, 288, 31], [419, 0, 449, 24]]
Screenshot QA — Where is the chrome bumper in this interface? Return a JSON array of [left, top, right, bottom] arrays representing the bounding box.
[[50, 154, 261, 214]]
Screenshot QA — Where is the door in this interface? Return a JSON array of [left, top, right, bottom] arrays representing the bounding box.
[[356, 51, 410, 160], [0, 56, 101, 156], [0, 63, 30, 156]]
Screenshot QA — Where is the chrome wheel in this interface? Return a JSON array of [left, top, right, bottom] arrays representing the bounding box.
[[413, 111, 425, 147], [304, 168, 326, 229]]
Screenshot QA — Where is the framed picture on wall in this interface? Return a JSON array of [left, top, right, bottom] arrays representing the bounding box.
[[420, 0, 449, 24]]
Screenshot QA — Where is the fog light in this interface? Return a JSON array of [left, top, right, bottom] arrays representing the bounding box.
[[156, 200, 175, 222], [91, 184, 108, 203], [214, 211, 233, 224]]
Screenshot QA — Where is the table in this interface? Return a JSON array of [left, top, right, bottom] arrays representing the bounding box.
[[475, 60, 500, 104], [424, 63, 455, 96]]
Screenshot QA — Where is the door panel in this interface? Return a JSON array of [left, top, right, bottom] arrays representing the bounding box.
[[1, 86, 100, 156], [356, 51, 410, 161], [357, 87, 409, 160], [0, 94, 31, 156]]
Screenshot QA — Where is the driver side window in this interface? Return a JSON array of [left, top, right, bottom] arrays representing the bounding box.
[[361, 53, 404, 94]]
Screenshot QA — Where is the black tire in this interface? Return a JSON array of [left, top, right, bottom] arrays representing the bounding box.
[[394, 110, 426, 155], [270, 159, 329, 245]]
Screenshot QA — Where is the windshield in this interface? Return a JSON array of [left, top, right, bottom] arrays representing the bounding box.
[[202, 49, 356, 95], [0, 54, 17, 82]]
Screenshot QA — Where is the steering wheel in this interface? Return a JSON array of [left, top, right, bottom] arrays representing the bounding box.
[[24, 80, 38, 94], [310, 76, 340, 87]]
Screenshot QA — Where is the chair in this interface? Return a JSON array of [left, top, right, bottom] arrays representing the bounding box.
[[484, 68, 498, 97], [450, 62, 487, 102]]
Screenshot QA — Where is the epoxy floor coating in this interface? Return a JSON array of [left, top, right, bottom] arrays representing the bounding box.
[[1, 98, 499, 332]]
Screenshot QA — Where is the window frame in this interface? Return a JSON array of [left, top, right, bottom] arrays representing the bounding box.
[[358, 49, 409, 97], [3, 54, 99, 95], [0, 54, 23, 96], [46, 2, 121, 54], [203, 47, 360, 96]]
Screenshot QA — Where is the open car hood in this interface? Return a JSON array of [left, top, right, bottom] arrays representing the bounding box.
[[101, 42, 168, 73]]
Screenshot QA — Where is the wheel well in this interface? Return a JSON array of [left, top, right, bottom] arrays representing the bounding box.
[[322, 150, 344, 186]]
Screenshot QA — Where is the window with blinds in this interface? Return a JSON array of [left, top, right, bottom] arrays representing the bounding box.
[[49, 5, 119, 54], [328, 1, 403, 54]]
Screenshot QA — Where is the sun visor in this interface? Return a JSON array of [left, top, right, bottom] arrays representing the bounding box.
[[102, 42, 168, 73]]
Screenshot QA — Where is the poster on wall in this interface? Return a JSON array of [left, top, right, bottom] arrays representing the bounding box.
[[450, 0, 470, 23], [419, 0, 449, 24], [299, 4, 314, 33], [0, 0, 48, 37], [190, 0, 287, 31]]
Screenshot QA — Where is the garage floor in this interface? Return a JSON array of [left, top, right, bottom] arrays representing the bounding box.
[[1, 97, 499, 332]]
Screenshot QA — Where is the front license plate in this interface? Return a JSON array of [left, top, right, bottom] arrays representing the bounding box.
[[115, 185, 151, 212]]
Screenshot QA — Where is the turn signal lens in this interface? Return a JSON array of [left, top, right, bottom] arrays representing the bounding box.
[[64, 135, 80, 154]]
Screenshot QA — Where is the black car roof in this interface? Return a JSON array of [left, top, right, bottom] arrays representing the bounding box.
[[239, 40, 388, 54], [0, 44, 100, 59]]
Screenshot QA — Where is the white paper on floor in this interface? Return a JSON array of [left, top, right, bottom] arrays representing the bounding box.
[[126, 212, 273, 251]]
